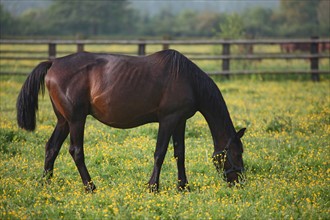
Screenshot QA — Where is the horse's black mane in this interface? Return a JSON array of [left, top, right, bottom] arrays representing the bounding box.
[[160, 50, 224, 108], [159, 49, 235, 135]]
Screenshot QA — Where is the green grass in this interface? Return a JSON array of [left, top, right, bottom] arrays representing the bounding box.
[[0, 73, 329, 219]]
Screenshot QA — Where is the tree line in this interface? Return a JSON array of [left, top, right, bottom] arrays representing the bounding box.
[[1, 0, 329, 39]]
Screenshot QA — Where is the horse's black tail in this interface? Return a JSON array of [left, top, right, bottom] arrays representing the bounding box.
[[16, 61, 53, 131]]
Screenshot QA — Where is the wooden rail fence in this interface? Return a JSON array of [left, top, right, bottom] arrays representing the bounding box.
[[1, 38, 329, 81]]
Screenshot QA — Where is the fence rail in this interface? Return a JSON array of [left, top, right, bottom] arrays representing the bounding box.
[[2, 38, 330, 45], [1, 38, 329, 81]]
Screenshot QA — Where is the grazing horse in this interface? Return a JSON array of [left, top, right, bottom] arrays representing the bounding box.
[[17, 50, 246, 192]]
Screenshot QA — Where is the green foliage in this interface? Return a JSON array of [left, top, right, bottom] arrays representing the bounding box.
[[0, 76, 329, 219], [42, 0, 135, 37], [0, 4, 19, 36], [1, 0, 136, 37], [217, 13, 244, 39], [317, 0, 330, 36], [1, 0, 329, 38], [242, 7, 277, 37], [280, 0, 320, 25], [279, 0, 328, 37]]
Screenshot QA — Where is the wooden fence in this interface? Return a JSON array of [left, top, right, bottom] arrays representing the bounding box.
[[0, 38, 329, 81]]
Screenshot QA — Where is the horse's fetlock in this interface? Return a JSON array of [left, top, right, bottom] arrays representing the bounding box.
[[148, 183, 159, 193], [85, 181, 96, 193], [43, 169, 53, 179]]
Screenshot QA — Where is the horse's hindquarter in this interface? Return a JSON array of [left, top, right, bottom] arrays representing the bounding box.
[[45, 53, 96, 121]]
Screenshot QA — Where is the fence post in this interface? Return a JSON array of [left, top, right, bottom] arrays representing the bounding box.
[[48, 43, 56, 60], [138, 43, 146, 56], [310, 36, 320, 82], [77, 43, 84, 52], [222, 42, 231, 78], [162, 35, 170, 50]]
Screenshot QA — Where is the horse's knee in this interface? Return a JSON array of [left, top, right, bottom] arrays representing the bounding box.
[[45, 145, 59, 160], [154, 153, 167, 168], [69, 145, 75, 156], [69, 146, 84, 163]]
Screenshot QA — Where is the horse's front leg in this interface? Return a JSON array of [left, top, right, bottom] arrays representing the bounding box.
[[69, 120, 96, 193], [148, 118, 177, 192], [172, 121, 190, 191], [43, 117, 69, 181]]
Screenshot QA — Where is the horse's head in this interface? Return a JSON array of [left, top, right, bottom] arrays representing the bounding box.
[[213, 128, 246, 186]]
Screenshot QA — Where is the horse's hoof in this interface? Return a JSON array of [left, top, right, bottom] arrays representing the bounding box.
[[41, 172, 52, 186], [41, 178, 51, 186], [42, 170, 53, 181], [85, 181, 96, 193], [148, 183, 159, 193], [177, 184, 190, 192]]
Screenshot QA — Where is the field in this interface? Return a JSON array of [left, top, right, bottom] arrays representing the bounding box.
[[0, 71, 329, 219]]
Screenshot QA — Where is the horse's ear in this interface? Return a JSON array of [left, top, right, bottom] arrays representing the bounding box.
[[236, 128, 246, 139]]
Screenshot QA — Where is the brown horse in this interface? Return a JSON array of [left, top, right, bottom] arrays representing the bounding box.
[[17, 50, 246, 192]]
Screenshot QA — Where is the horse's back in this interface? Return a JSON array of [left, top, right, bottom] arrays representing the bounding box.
[[45, 51, 196, 127], [88, 51, 196, 128]]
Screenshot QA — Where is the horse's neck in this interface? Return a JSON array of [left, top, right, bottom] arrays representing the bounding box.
[[198, 89, 235, 151]]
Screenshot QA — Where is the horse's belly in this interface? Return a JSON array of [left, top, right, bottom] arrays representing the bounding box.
[[97, 115, 158, 129], [90, 97, 159, 129], [91, 109, 158, 129]]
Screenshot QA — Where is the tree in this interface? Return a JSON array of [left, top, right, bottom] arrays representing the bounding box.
[[19, 7, 49, 35], [55, 0, 134, 36], [317, 0, 330, 36], [18, 0, 135, 37], [0, 4, 18, 36], [217, 13, 245, 39], [243, 7, 275, 37], [196, 12, 225, 37], [173, 10, 198, 36], [279, 0, 322, 37], [149, 8, 176, 36]]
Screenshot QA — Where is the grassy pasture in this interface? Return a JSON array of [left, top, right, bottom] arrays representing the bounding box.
[[0, 71, 329, 219]]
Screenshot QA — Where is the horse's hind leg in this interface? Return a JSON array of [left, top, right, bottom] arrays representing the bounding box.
[[43, 116, 69, 180], [68, 119, 96, 192], [172, 121, 190, 191]]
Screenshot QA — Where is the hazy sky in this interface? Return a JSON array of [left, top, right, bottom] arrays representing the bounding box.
[[131, 0, 279, 15], [1, 0, 280, 16]]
